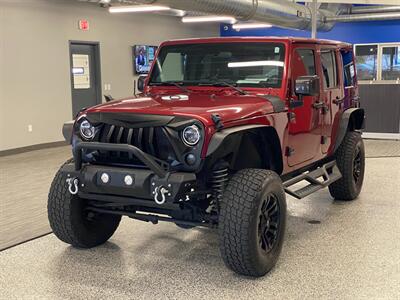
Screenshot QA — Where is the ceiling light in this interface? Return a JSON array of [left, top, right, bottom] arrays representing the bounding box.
[[228, 61, 284, 68], [109, 5, 171, 13], [232, 23, 272, 30], [182, 16, 237, 24]]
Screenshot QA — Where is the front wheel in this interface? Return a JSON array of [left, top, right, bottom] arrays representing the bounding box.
[[219, 169, 286, 277], [48, 159, 121, 248], [329, 131, 365, 201]]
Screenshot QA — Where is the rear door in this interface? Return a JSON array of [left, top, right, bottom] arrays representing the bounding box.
[[319, 47, 342, 154], [287, 45, 322, 167]]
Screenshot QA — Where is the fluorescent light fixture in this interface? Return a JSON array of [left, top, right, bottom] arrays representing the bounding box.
[[109, 5, 170, 13], [228, 61, 284, 68], [232, 23, 272, 30], [182, 16, 237, 24]]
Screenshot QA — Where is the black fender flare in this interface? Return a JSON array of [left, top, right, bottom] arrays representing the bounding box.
[[334, 108, 365, 153], [62, 121, 74, 144], [206, 124, 283, 174]]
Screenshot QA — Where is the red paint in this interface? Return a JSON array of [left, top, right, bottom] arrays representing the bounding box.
[[85, 37, 358, 175]]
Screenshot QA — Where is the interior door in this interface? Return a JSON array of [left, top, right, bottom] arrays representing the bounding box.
[[320, 48, 342, 154], [70, 42, 101, 117], [287, 46, 322, 167]]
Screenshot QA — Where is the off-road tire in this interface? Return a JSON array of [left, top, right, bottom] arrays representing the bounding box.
[[48, 159, 121, 248], [329, 131, 365, 201], [219, 169, 286, 277]]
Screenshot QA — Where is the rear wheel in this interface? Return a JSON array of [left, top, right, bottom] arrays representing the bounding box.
[[48, 159, 121, 248], [329, 131, 365, 201], [219, 169, 286, 277]]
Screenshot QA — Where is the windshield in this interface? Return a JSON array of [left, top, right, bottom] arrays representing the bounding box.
[[149, 43, 286, 88]]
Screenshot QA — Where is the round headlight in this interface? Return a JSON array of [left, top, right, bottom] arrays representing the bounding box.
[[80, 120, 95, 140], [182, 125, 201, 146]]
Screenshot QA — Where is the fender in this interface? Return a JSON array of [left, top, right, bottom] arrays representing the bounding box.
[[334, 108, 365, 153], [206, 124, 283, 174], [62, 121, 74, 144], [206, 124, 269, 157]]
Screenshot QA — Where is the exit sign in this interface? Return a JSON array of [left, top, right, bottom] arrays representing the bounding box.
[[78, 19, 89, 31]]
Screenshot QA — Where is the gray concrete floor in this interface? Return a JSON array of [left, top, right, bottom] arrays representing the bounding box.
[[0, 140, 399, 299]]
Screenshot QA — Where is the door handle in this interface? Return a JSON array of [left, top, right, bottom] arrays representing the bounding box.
[[333, 97, 344, 105], [312, 102, 325, 109]]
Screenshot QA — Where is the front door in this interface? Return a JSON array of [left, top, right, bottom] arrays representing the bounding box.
[[287, 45, 322, 167], [70, 42, 101, 117]]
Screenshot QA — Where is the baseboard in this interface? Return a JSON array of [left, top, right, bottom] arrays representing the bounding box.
[[362, 132, 400, 140], [0, 141, 68, 157]]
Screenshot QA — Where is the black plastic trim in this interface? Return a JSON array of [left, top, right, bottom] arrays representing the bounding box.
[[334, 108, 365, 152], [62, 121, 74, 144], [206, 124, 268, 157], [262, 95, 287, 113]]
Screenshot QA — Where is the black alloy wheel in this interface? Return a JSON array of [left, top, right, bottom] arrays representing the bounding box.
[[258, 194, 280, 253]]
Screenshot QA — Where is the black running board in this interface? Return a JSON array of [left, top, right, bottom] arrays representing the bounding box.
[[283, 161, 342, 199]]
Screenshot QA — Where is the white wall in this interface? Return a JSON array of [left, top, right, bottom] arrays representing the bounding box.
[[0, 0, 218, 151]]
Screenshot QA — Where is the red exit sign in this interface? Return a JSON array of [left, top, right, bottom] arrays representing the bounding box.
[[78, 19, 89, 31]]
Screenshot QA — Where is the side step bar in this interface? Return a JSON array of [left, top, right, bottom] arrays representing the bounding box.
[[283, 161, 342, 199]]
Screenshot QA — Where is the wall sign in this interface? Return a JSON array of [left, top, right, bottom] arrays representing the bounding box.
[[78, 19, 90, 31], [72, 54, 90, 89]]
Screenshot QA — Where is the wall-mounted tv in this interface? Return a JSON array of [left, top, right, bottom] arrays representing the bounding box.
[[133, 45, 158, 75]]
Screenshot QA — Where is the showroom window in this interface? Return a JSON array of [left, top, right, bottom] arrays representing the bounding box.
[[354, 43, 400, 83], [381, 46, 400, 80]]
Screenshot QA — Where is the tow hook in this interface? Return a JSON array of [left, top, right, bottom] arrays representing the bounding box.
[[66, 177, 79, 195], [154, 186, 169, 205]]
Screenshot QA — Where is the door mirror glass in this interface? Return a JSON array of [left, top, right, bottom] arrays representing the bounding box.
[[137, 75, 147, 92], [295, 75, 320, 96]]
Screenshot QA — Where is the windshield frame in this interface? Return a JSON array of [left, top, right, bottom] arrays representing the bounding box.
[[148, 42, 287, 90]]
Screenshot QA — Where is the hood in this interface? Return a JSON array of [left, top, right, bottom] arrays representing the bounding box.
[[86, 91, 280, 127]]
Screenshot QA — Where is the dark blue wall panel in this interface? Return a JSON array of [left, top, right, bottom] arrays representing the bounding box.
[[220, 20, 400, 44]]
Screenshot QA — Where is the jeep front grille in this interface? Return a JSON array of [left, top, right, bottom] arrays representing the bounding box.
[[93, 124, 176, 167]]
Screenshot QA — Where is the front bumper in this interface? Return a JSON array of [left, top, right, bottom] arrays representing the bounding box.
[[65, 142, 197, 204]]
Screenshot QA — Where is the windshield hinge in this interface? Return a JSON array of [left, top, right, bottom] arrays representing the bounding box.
[[211, 114, 224, 131]]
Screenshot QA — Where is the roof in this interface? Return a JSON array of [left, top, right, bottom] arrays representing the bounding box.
[[161, 36, 352, 48]]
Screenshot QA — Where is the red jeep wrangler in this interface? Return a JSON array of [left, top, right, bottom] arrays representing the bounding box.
[[48, 37, 365, 277]]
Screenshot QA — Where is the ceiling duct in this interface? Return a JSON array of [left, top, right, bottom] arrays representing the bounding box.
[[349, 5, 400, 15], [326, 11, 400, 23], [132, 0, 339, 31]]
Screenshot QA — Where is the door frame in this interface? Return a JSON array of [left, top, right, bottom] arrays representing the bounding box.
[[69, 40, 102, 117]]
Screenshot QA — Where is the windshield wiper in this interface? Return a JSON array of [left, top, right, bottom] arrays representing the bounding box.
[[148, 81, 191, 93], [199, 81, 248, 95]]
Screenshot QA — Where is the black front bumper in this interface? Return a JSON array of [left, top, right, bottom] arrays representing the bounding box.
[[64, 142, 197, 204]]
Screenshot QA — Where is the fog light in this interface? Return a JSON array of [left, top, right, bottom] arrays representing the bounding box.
[[124, 175, 134, 186], [101, 173, 110, 184], [185, 154, 196, 165]]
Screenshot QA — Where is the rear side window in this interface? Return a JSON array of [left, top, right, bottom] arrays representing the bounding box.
[[321, 50, 338, 88], [293, 49, 316, 77]]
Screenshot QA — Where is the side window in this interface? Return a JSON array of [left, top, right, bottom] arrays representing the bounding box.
[[293, 49, 316, 78], [342, 50, 356, 87], [321, 50, 338, 88]]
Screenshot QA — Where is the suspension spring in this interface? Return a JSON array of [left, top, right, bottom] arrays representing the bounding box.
[[211, 167, 229, 209]]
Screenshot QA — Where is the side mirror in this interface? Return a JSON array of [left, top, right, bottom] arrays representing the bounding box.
[[137, 75, 147, 93], [295, 75, 320, 96]]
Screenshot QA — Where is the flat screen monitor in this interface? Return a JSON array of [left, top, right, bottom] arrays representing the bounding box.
[[133, 45, 157, 74]]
